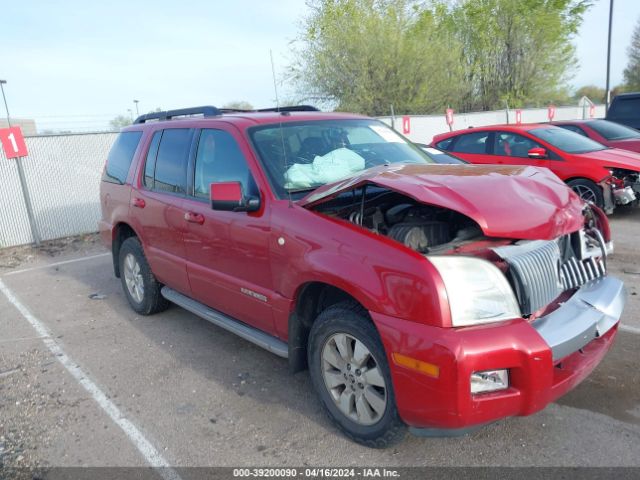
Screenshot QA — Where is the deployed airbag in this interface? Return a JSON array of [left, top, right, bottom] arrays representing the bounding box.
[[284, 148, 365, 189]]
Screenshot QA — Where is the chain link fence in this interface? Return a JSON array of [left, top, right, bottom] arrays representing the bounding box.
[[0, 132, 117, 248]]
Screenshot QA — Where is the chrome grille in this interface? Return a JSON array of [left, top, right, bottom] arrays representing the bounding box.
[[560, 256, 606, 291], [493, 238, 607, 316], [492, 240, 563, 316]]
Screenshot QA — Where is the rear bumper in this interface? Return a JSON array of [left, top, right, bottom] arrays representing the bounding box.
[[372, 276, 625, 432]]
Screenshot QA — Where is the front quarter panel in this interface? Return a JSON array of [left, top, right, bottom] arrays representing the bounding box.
[[268, 202, 450, 337]]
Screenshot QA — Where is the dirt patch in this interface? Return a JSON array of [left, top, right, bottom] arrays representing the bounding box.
[[0, 234, 103, 271]]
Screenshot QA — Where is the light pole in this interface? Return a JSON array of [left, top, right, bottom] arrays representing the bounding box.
[[0, 79, 41, 245], [127, 109, 133, 123], [605, 0, 614, 110], [133, 99, 139, 117]]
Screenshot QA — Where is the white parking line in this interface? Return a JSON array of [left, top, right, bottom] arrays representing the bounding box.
[[0, 279, 183, 480], [1, 252, 110, 277], [620, 324, 640, 335]]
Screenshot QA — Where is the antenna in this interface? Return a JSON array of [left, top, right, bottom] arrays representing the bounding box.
[[270, 49, 293, 207]]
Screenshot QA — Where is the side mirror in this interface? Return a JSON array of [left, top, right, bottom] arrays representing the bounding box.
[[210, 181, 260, 212], [528, 147, 547, 159]]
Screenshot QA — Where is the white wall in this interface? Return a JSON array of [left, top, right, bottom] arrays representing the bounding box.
[[379, 104, 607, 144]]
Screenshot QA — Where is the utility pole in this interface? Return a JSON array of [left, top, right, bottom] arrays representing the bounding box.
[[0, 79, 41, 245], [133, 99, 139, 116], [605, 0, 614, 110]]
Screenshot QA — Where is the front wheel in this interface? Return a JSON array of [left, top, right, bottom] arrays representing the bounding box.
[[567, 178, 604, 208], [308, 302, 406, 447]]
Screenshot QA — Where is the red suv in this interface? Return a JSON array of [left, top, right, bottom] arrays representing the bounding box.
[[100, 106, 625, 447], [432, 124, 640, 212]]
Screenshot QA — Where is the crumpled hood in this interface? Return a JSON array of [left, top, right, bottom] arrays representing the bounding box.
[[299, 163, 585, 240], [576, 147, 640, 170]]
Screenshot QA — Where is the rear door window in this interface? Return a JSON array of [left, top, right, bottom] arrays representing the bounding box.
[[153, 129, 192, 194], [102, 131, 143, 184], [450, 132, 490, 154]]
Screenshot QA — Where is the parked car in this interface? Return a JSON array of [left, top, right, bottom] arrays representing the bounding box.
[[100, 106, 625, 447], [606, 92, 640, 130], [551, 119, 640, 152], [432, 124, 639, 212]]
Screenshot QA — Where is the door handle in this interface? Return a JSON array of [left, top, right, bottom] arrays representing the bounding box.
[[184, 212, 205, 225], [132, 198, 146, 208]]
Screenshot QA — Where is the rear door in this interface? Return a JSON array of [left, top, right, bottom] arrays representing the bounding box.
[[181, 126, 275, 334], [446, 131, 495, 164], [129, 128, 194, 295]]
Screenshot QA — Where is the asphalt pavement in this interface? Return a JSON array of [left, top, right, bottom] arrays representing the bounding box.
[[0, 209, 639, 476]]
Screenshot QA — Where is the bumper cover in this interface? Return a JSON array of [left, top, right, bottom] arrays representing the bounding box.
[[372, 276, 625, 432], [532, 277, 625, 361]]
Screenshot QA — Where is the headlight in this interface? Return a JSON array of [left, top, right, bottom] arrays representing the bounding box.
[[429, 256, 521, 327]]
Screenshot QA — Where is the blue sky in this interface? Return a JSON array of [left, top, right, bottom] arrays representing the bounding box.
[[0, 0, 638, 131]]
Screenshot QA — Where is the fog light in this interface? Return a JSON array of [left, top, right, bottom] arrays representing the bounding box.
[[470, 369, 509, 394]]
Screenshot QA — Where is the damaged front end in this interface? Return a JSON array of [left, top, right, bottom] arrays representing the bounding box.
[[301, 163, 620, 333]]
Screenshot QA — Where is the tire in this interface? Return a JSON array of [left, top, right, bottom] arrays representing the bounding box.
[[308, 302, 406, 447], [118, 237, 169, 315], [567, 178, 604, 208]]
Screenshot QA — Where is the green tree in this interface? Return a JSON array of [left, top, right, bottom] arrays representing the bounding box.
[[109, 115, 132, 130], [289, 0, 464, 115], [574, 85, 606, 103], [223, 100, 254, 110], [623, 16, 640, 91], [449, 0, 591, 111]]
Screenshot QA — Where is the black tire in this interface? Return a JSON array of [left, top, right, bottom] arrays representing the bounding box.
[[308, 302, 406, 448], [118, 237, 169, 315], [567, 178, 604, 208]]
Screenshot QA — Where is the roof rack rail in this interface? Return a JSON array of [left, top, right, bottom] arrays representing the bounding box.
[[134, 106, 222, 124], [256, 105, 320, 113]]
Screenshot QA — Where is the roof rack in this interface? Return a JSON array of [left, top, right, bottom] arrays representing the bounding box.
[[134, 106, 222, 124], [256, 105, 320, 113]]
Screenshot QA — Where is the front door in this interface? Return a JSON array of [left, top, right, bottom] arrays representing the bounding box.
[[182, 127, 275, 335]]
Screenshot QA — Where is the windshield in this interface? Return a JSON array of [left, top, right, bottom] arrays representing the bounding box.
[[249, 119, 434, 198], [588, 119, 640, 140], [529, 126, 607, 154]]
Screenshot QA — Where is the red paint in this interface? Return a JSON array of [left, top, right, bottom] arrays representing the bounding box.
[[211, 181, 242, 202], [0, 126, 28, 159], [99, 111, 618, 432], [402, 116, 411, 135], [299, 163, 585, 241]]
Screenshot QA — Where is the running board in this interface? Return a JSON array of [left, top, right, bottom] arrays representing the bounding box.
[[161, 287, 288, 358]]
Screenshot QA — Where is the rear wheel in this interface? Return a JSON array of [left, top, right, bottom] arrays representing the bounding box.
[[567, 178, 604, 208], [308, 302, 406, 447], [118, 237, 169, 315]]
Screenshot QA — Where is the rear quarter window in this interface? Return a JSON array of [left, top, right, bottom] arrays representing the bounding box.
[[102, 131, 143, 184]]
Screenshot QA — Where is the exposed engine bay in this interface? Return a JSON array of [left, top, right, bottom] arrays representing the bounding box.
[[312, 185, 485, 253]]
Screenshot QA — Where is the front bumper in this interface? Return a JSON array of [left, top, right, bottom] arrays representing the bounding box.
[[372, 276, 625, 432]]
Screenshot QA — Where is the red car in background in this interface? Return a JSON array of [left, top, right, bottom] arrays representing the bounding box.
[[551, 119, 640, 152], [432, 124, 640, 213]]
